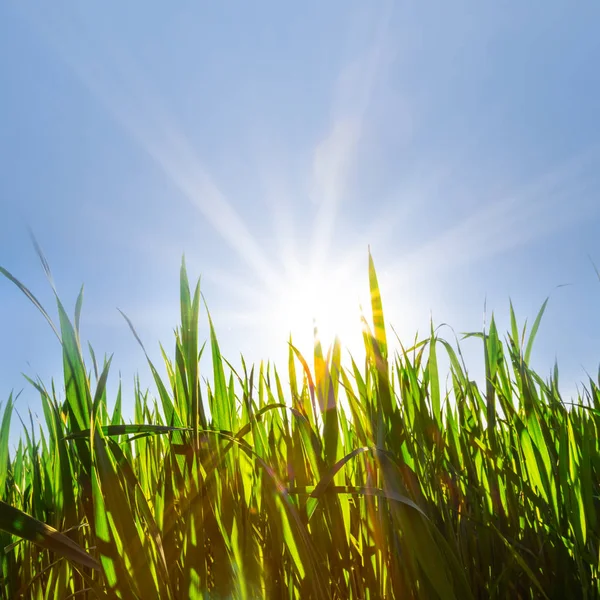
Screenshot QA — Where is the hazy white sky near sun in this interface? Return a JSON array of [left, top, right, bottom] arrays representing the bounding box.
[[1, 1, 599, 424]]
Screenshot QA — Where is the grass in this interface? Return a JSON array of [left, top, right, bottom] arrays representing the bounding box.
[[0, 251, 599, 598]]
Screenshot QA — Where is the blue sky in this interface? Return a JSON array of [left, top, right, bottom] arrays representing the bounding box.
[[1, 2, 599, 426]]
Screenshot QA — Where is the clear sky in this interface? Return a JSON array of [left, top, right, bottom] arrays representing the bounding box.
[[1, 2, 599, 426]]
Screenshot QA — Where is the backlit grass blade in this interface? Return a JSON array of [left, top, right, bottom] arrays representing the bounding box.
[[0, 500, 99, 571], [427, 324, 442, 425], [179, 258, 206, 436], [0, 267, 60, 340], [55, 295, 93, 484], [524, 298, 548, 365], [111, 381, 123, 426], [65, 424, 192, 440], [0, 394, 14, 492], [205, 306, 232, 431], [368, 249, 387, 360]]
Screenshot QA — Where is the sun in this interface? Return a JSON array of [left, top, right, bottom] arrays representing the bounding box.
[[269, 260, 366, 359]]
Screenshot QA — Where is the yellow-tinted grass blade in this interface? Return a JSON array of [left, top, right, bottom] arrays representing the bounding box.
[[368, 249, 387, 360]]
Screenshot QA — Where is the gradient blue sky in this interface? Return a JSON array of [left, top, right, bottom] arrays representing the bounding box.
[[1, 2, 599, 425]]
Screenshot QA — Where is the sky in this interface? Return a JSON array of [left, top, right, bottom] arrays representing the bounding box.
[[1, 1, 599, 429]]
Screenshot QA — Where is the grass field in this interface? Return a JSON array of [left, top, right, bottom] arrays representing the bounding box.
[[0, 252, 599, 599]]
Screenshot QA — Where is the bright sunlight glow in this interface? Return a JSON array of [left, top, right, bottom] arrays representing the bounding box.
[[269, 261, 367, 360]]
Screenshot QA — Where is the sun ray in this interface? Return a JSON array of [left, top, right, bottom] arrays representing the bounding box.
[[25, 6, 278, 290], [386, 149, 600, 282], [310, 1, 394, 266]]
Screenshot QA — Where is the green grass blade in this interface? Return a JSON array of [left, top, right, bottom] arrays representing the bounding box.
[[0, 500, 100, 571], [524, 298, 548, 364]]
